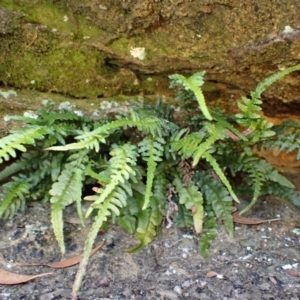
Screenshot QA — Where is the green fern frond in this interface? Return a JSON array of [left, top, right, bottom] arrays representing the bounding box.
[[171, 122, 226, 166], [202, 152, 239, 203], [194, 170, 234, 236], [236, 156, 294, 214], [72, 189, 121, 298], [72, 150, 138, 296], [0, 150, 41, 181], [84, 165, 110, 184], [0, 179, 29, 219], [169, 72, 212, 120], [173, 177, 204, 234], [84, 143, 137, 217], [46, 111, 167, 152], [173, 204, 193, 228], [200, 215, 218, 258], [117, 194, 141, 234], [139, 136, 165, 209], [50, 164, 84, 254], [0, 126, 48, 163], [235, 65, 300, 136], [252, 64, 300, 100], [262, 183, 300, 207], [261, 120, 300, 159], [127, 196, 162, 253], [152, 173, 168, 200]]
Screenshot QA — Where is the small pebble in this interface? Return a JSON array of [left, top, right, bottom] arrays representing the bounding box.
[[173, 285, 182, 295]]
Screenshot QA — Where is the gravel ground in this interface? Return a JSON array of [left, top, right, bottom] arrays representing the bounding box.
[[1, 184, 300, 300]]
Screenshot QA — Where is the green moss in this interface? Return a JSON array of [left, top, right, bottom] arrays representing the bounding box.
[[0, 1, 116, 98]]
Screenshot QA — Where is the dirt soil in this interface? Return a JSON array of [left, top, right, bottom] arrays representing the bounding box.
[[1, 172, 300, 300]]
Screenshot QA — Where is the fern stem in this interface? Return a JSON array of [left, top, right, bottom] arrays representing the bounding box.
[[239, 200, 257, 215]]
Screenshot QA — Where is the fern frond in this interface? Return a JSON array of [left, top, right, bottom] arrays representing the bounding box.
[[202, 152, 239, 203], [72, 146, 138, 296], [200, 215, 218, 258], [0, 126, 48, 163], [174, 204, 193, 228], [117, 194, 141, 234], [171, 122, 226, 167], [46, 111, 167, 152], [139, 136, 165, 209], [126, 196, 163, 252], [252, 65, 300, 101], [84, 143, 137, 217], [50, 164, 84, 254], [235, 65, 300, 138], [84, 165, 110, 184], [193, 170, 233, 237], [236, 156, 294, 214], [0, 179, 29, 219], [72, 190, 120, 298], [0, 150, 41, 181], [173, 177, 204, 234], [261, 120, 300, 160], [262, 183, 300, 207], [169, 72, 212, 120]]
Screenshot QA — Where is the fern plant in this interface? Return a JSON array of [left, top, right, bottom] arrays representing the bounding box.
[[1, 65, 300, 299]]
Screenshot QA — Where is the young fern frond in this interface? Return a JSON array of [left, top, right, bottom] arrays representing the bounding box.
[[0, 126, 49, 163], [138, 136, 165, 209], [235, 65, 300, 138], [72, 189, 126, 298], [253, 64, 300, 100], [171, 122, 226, 166], [169, 72, 212, 120]]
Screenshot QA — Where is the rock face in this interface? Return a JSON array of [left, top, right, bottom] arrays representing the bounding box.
[[1, 1, 300, 114]]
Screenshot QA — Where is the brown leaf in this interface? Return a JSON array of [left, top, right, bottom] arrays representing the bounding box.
[[0, 268, 52, 285], [18, 240, 105, 269], [232, 210, 280, 225], [206, 271, 218, 278], [269, 276, 278, 285], [288, 269, 298, 277]]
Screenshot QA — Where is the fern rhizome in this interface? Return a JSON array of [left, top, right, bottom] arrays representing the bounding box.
[[1, 65, 300, 298]]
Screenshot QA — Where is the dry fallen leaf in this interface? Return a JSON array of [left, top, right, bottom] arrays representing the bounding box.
[[206, 271, 218, 278], [18, 240, 105, 269], [0, 268, 52, 285], [269, 276, 278, 284], [232, 209, 280, 225], [288, 269, 298, 277]]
